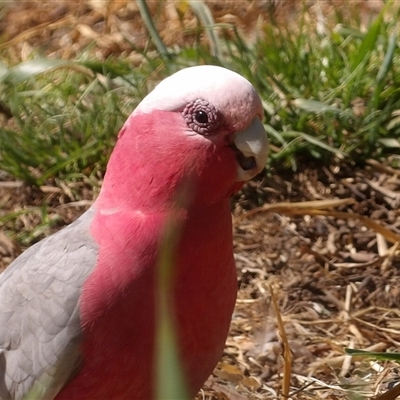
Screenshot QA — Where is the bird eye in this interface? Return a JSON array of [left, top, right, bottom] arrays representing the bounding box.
[[195, 110, 209, 124], [182, 99, 222, 136]]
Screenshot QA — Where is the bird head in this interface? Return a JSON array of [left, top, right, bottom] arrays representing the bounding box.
[[98, 66, 269, 210]]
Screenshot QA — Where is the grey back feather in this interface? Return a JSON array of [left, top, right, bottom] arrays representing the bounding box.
[[0, 208, 98, 400]]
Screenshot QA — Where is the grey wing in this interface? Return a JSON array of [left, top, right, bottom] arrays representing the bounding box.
[[0, 207, 99, 400]]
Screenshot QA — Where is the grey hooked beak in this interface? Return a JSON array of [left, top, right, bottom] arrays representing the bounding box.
[[232, 117, 269, 181]]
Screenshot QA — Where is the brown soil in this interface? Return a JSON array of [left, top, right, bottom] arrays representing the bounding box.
[[1, 2, 399, 400]]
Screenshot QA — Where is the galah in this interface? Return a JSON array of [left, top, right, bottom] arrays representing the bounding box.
[[0, 65, 269, 400]]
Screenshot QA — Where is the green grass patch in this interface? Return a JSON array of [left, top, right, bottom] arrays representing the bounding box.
[[0, 59, 142, 185], [1, 2, 400, 183]]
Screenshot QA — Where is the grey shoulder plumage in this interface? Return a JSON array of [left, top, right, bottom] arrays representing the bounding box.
[[0, 208, 98, 400]]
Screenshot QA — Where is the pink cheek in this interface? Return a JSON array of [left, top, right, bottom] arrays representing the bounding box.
[[232, 182, 244, 194]]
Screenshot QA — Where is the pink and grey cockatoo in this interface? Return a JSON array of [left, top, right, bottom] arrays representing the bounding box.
[[0, 65, 269, 400]]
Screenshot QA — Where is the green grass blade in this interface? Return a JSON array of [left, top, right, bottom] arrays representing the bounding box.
[[376, 31, 397, 85], [349, 11, 383, 72], [136, 0, 170, 59], [291, 98, 341, 114], [283, 131, 347, 158], [155, 187, 190, 400], [1, 59, 84, 84], [264, 124, 287, 146], [188, 0, 222, 59], [345, 348, 400, 362]]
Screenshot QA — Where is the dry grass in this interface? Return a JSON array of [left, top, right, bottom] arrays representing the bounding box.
[[0, 1, 384, 62], [223, 158, 400, 400]]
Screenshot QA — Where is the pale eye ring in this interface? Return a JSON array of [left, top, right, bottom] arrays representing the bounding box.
[[182, 99, 222, 135]]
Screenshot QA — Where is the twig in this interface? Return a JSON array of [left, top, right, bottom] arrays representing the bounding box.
[[269, 285, 291, 399]]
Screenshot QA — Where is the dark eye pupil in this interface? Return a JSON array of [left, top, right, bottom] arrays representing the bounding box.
[[195, 110, 208, 124]]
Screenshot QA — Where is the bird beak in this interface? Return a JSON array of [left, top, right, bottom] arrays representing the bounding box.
[[232, 117, 269, 182]]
